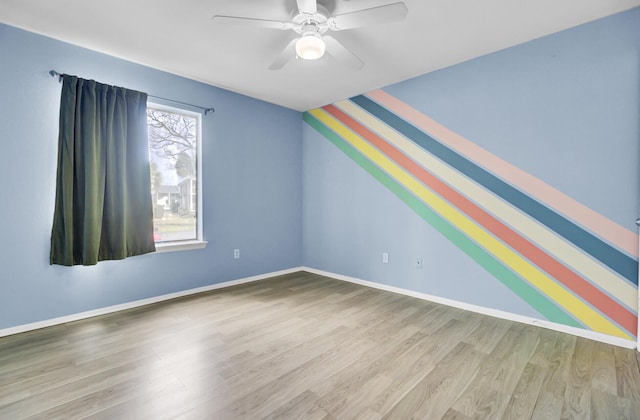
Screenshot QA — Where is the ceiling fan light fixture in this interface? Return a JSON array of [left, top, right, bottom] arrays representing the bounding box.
[[295, 34, 326, 60]]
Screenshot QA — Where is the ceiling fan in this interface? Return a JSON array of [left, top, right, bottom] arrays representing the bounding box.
[[212, 0, 408, 70]]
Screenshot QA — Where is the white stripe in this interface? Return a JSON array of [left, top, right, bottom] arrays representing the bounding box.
[[335, 100, 637, 312]]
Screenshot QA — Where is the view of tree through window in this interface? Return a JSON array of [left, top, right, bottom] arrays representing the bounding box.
[[147, 106, 199, 243]]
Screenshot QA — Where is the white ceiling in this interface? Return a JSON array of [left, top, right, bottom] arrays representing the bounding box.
[[1, 0, 638, 111]]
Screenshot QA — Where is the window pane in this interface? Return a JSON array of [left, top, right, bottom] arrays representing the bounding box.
[[147, 107, 198, 243]]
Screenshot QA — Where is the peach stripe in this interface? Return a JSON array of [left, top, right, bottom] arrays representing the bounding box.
[[367, 89, 638, 258], [335, 99, 636, 311]]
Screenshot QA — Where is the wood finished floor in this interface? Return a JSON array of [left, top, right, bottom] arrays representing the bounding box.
[[1, 272, 640, 419]]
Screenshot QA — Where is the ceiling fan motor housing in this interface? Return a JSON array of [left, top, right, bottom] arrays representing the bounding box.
[[291, 5, 330, 35]]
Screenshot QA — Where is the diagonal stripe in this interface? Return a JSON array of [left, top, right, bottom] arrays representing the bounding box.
[[309, 107, 631, 339], [334, 99, 637, 312], [304, 111, 581, 329], [325, 103, 636, 335], [351, 95, 638, 285], [368, 89, 638, 258]]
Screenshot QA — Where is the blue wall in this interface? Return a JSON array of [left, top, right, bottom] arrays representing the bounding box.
[[2, 8, 638, 335], [0, 24, 302, 330], [302, 8, 640, 332], [383, 9, 640, 228]]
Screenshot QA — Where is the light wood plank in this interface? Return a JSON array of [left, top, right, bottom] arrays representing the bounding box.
[[591, 341, 617, 395], [382, 342, 485, 419], [614, 345, 640, 400], [0, 272, 637, 419], [502, 362, 547, 419]]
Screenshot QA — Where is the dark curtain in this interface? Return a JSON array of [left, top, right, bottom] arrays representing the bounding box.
[[50, 75, 156, 266]]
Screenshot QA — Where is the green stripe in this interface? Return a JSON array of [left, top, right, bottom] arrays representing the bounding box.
[[304, 112, 580, 328]]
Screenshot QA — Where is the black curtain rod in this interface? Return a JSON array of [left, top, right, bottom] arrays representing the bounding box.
[[49, 70, 215, 115]]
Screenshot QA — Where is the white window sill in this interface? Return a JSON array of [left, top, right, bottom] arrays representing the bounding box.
[[154, 240, 208, 254]]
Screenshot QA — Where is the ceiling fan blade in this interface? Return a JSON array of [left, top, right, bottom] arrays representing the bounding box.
[[296, 0, 317, 14], [328, 2, 408, 31], [212, 15, 293, 30], [269, 38, 298, 70], [324, 36, 364, 70]]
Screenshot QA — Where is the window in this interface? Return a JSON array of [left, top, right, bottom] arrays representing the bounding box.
[[147, 103, 206, 252]]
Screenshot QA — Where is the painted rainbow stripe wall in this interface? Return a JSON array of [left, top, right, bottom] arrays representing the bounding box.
[[304, 89, 639, 341]]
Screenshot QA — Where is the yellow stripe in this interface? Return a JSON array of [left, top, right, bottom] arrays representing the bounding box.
[[310, 107, 631, 339], [334, 100, 637, 312]]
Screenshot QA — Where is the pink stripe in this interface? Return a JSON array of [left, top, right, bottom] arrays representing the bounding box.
[[368, 89, 638, 258]]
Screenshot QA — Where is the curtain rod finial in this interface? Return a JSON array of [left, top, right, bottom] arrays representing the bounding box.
[[49, 70, 62, 82]]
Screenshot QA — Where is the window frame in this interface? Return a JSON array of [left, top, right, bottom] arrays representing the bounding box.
[[147, 102, 207, 253]]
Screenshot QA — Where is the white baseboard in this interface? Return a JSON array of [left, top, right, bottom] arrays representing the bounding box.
[[0, 267, 304, 338], [3, 265, 636, 350], [301, 267, 637, 350]]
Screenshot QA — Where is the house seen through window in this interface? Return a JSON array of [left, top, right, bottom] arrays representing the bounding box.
[[147, 104, 201, 244]]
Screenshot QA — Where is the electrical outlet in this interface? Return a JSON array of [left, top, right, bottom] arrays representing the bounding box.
[[382, 252, 389, 264], [234, 249, 240, 259], [415, 258, 423, 269]]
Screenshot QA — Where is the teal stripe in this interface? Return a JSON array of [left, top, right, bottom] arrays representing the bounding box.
[[304, 111, 581, 328], [352, 95, 638, 284]]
